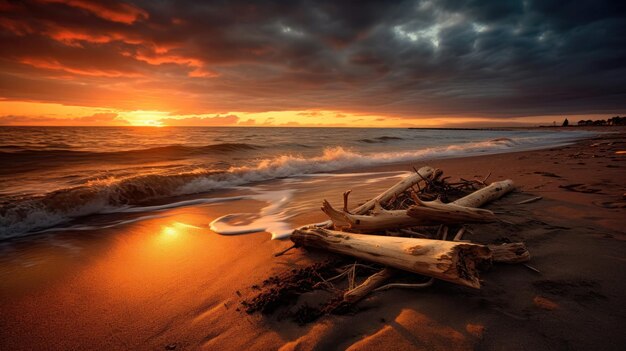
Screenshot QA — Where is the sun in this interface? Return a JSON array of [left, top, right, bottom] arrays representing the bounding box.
[[141, 120, 165, 127], [121, 110, 169, 126]]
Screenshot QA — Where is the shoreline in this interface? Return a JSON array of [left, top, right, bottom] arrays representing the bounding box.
[[0, 127, 601, 240], [1, 131, 625, 350]]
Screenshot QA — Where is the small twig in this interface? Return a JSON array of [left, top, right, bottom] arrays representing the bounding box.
[[523, 264, 541, 274], [325, 268, 351, 283], [435, 224, 443, 238], [482, 171, 492, 185], [453, 227, 466, 242], [348, 262, 357, 290], [516, 196, 543, 205], [441, 226, 449, 240], [339, 263, 378, 271], [399, 229, 430, 238], [343, 190, 352, 213], [273, 244, 296, 257], [373, 278, 434, 292], [409, 191, 421, 204], [312, 271, 340, 291]]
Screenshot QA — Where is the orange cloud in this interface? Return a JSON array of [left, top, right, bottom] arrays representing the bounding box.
[[45, 28, 144, 45], [0, 12, 144, 46], [134, 52, 217, 78], [134, 48, 218, 77], [19, 57, 142, 77], [0, 17, 34, 36], [38, 0, 148, 24], [0, 112, 128, 126]]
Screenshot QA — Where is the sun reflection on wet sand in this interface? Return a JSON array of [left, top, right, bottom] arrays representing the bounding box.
[[0, 175, 416, 350], [0, 203, 302, 349], [157, 222, 201, 244]]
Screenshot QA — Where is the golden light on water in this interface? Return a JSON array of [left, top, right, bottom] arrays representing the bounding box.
[[161, 226, 179, 237], [156, 222, 203, 244]]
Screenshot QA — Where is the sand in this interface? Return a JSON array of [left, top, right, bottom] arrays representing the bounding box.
[[1, 129, 625, 350]]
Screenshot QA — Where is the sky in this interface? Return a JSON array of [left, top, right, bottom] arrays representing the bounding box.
[[0, 0, 624, 127]]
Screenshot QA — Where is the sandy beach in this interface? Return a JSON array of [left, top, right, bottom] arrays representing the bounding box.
[[1, 129, 625, 350]]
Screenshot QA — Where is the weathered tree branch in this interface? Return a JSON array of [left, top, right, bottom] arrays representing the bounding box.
[[322, 180, 514, 231]]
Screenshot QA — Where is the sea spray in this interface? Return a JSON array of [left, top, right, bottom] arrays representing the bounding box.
[[0, 131, 593, 238]]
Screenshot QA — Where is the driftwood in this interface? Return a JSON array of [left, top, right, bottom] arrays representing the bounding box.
[[343, 268, 397, 303], [453, 179, 515, 207], [291, 228, 491, 288], [323, 180, 514, 231], [406, 198, 496, 223], [304, 166, 435, 230], [241, 166, 536, 321], [516, 196, 542, 205], [288, 171, 522, 307], [350, 166, 435, 214], [323, 198, 495, 231], [314, 180, 516, 303], [488, 242, 530, 263]]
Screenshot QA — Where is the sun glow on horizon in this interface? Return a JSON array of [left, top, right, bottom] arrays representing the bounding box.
[[0, 100, 604, 128], [123, 110, 169, 126]]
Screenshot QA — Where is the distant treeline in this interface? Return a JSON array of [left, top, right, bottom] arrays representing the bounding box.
[[574, 116, 624, 126]]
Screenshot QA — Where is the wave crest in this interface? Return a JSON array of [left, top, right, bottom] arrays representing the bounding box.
[[0, 134, 577, 238]]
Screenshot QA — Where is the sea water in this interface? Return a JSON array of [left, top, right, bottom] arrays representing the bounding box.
[[0, 126, 593, 238]]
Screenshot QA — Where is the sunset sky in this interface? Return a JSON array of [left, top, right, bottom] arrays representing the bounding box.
[[0, 0, 624, 127]]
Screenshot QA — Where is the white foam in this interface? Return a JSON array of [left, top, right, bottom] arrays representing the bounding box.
[[209, 189, 295, 240], [0, 131, 593, 238]]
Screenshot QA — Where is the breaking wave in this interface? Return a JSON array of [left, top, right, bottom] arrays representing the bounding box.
[[0, 134, 582, 238]]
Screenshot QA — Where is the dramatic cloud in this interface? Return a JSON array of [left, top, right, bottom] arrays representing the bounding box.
[[0, 0, 624, 124]]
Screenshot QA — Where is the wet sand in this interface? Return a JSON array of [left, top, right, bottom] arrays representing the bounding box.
[[1, 130, 625, 350]]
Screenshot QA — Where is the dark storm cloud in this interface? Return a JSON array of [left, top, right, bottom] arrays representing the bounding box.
[[1, 0, 625, 117]]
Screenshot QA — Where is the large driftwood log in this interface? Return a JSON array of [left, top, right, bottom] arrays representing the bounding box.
[[323, 179, 514, 231], [291, 228, 491, 288]]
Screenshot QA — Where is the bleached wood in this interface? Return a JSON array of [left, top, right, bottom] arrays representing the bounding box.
[[291, 228, 491, 288], [453, 180, 515, 208], [299, 166, 435, 230], [350, 166, 435, 214], [343, 268, 397, 303], [322, 180, 514, 231]]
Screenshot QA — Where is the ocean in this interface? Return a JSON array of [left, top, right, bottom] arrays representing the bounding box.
[[0, 126, 593, 239]]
